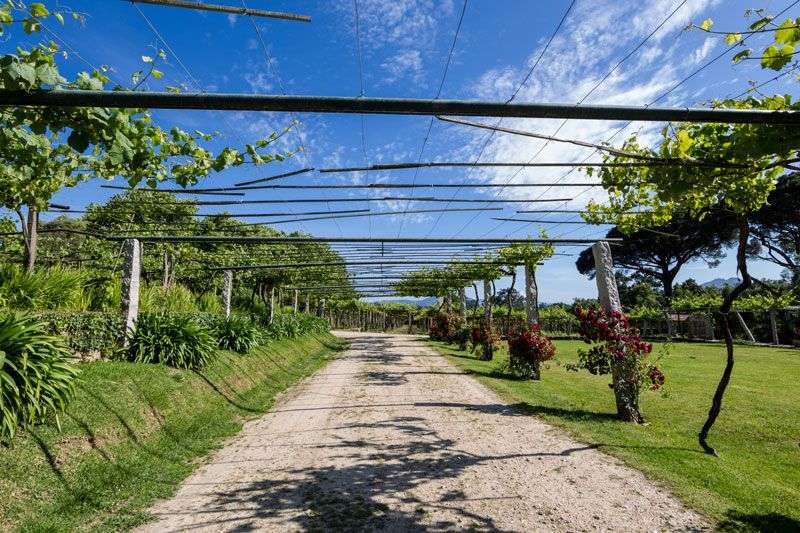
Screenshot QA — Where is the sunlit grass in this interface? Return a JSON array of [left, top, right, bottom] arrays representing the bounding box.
[[0, 333, 345, 531], [429, 339, 800, 532]]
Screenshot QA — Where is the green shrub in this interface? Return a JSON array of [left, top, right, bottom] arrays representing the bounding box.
[[139, 283, 198, 313], [127, 313, 217, 370], [0, 265, 87, 311], [0, 313, 79, 442], [196, 292, 221, 314], [37, 312, 122, 356], [265, 313, 328, 339], [214, 315, 262, 353]]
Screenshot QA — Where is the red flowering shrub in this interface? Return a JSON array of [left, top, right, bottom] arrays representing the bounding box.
[[571, 306, 664, 391], [470, 320, 497, 360], [428, 313, 455, 341], [507, 324, 556, 379]]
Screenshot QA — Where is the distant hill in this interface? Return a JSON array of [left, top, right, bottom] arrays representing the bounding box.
[[702, 277, 740, 289]]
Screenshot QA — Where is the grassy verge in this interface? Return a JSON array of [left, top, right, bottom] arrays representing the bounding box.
[[0, 333, 345, 532], [429, 339, 800, 532]]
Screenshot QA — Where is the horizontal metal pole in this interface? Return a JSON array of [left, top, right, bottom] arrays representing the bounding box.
[[129, 196, 572, 206], [209, 260, 527, 271], [234, 168, 314, 186], [1, 90, 796, 123], [318, 161, 738, 172], [107, 183, 599, 193], [492, 217, 598, 224], [128, 0, 311, 21], [107, 235, 618, 244]]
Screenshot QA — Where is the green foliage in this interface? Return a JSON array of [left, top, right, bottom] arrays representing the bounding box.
[[264, 313, 329, 339], [139, 283, 198, 313], [196, 292, 221, 314], [126, 313, 217, 370], [0, 313, 79, 442], [214, 315, 262, 353], [0, 264, 87, 310], [36, 311, 122, 355]]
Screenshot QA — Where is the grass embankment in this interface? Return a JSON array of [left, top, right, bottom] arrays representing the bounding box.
[[429, 339, 800, 532], [1, 333, 345, 532]]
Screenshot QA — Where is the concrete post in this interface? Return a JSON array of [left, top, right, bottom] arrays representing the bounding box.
[[222, 270, 233, 318], [735, 312, 755, 342], [524, 263, 539, 326], [592, 242, 622, 313], [121, 238, 142, 339], [293, 289, 299, 314], [444, 294, 452, 316], [592, 241, 642, 423], [459, 287, 467, 325], [304, 293, 310, 313], [269, 286, 275, 324], [769, 310, 780, 345]]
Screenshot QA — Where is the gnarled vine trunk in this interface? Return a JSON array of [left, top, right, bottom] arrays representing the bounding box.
[[592, 241, 644, 423], [698, 217, 752, 455]]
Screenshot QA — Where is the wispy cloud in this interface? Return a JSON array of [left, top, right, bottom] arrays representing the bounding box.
[[442, 0, 723, 213]]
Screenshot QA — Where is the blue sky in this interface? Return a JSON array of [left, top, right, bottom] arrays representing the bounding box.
[[9, 0, 799, 302]]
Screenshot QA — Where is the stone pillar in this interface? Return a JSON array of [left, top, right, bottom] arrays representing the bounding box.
[[304, 293, 310, 313], [592, 242, 621, 313], [318, 298, 326, 317], [459, 287, 467, 325], [293, 289, 299, 314], [769, 310, 779, 345], [592, 241, 642, 423], [524, 263, 539, 326], [444, 294, 452, 316], [222, 270, 233, 318], [269, 286, 275, 324], [121, 238, 142, 340]]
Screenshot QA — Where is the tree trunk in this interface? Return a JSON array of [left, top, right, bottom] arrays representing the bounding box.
[[459, 287, 467, 325], [506, 270, 516, 335], [472, 283, 480, 318], [698, 218, 752, 455], [592, 242, 644, 423], [525, 263, 539, 326], [481, 279, 494, 360]]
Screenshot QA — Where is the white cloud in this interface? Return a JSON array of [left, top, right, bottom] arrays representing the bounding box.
[[244, 71, 273, 93], [380, 49, 424, 85], [227, 14, 237, 27], [692, 37, 717, 64], [444, 0, 731, 218]]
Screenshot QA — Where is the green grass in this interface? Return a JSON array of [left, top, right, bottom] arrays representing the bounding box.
[[429, 339, 800, 532], [0, 333, 345, 532]]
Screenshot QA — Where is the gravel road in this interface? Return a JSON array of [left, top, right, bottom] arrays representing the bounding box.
[[137, 331, 710, 532]]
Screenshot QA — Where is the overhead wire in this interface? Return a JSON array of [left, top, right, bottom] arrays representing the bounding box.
[[240, 0, 345, 236], [458, 0, 693, 240], [423, 0, 577, 238], [518, 0, 800, 242], [396, 0, 468, 237]]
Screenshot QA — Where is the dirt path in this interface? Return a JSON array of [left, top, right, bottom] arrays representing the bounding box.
[[138, 331, 709, 532]]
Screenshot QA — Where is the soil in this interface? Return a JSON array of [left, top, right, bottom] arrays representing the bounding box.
[[137, 331, 710, 532]]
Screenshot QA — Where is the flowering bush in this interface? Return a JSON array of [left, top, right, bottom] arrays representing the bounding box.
[[470, 320, 497, 360], [572, 306, 663, 391], [452, 326, 471, 351], [507, 324, 556, 379], [428, 313, 455, 341], [569, 306, 666, 423]]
